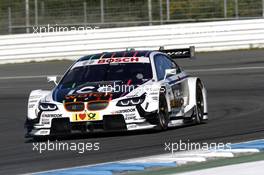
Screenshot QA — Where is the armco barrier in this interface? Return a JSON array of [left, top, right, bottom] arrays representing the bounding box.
[[0, 19, 264, 64]]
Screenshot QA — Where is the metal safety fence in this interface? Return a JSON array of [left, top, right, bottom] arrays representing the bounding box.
[[0, 0, 264, 35], [0, 18, 264, 64]]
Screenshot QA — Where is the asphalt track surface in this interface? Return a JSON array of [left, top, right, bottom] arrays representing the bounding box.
[[0, 50, 264, 174]]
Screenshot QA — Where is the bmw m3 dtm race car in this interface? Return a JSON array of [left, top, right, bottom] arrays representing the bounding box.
[[25, 46, 208, 138]]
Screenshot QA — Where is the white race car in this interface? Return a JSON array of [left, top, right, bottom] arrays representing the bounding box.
[[25, 47, 208, 138]]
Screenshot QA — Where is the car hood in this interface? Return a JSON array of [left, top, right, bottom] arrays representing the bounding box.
[[52, 81, 146, 103]]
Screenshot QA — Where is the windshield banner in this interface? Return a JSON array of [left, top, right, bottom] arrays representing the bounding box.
[[72, 57, 150, 69]]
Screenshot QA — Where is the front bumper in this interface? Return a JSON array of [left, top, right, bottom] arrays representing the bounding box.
[[25, 105, 157, 137]]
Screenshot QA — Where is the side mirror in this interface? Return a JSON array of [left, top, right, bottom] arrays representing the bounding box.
[[47, 76, 58, 85], [163, 69, 177, 80]]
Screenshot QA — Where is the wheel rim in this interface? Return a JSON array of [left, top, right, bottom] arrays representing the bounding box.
[[196, 85, 204, 122]]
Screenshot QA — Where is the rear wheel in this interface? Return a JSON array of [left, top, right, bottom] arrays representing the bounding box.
[[194, 82, 204, 124], [155, 94, 169, 130]]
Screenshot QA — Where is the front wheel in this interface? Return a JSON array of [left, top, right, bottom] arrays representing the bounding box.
[[155, 94, 169, 130]]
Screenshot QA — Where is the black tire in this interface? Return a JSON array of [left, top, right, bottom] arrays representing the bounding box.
[[194, 82, 204, 124], [155, 93, 169, 130]]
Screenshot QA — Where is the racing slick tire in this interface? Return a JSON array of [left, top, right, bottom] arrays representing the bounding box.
[[155, 93, 169, 131], [194, 81, 204, 124]]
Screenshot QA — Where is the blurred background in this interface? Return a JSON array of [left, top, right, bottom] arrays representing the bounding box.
[[0, 0, 263, 35]]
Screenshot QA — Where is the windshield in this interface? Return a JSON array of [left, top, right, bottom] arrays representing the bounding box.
[[59, 63, 153, 89]]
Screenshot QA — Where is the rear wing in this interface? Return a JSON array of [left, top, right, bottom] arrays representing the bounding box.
[[159, 46, 195, 59]]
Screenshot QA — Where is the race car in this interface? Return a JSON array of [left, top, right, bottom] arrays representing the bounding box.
[[25, 46, 208, 138]]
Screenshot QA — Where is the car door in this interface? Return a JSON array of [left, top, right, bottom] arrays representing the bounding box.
[[154, 54, 182, 112]]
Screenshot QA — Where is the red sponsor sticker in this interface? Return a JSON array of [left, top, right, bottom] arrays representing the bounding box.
[[98, 57, 139, 64]]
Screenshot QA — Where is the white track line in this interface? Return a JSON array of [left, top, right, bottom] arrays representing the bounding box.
[[187, 66, 264, 72], [0, 75, 59, 80]]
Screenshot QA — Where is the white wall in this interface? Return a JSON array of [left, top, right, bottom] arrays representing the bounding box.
[[0, 19, 264, 64]]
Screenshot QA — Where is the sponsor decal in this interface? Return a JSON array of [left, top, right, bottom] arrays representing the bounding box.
[[28, 104, 35, 108], [29, 95, 42, 99], [113, 108, 136, 114], [170, 98, 184, 108], [39, 130, 49, 134], [174, 50, 189, 55], [72, 111, 100, 122], [152, 96, 158, 100], [124, 113, 136, 120], [125, 94, 140, 98], [29, 100, 38, 103], [98, 57, 139, 64], [65, 92, 112, 101], [42, 114, 62, 118], [41, 118, 50, 125], [71, 57, 149, 69]]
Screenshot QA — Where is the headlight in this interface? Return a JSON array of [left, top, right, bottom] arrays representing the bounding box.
[[117, 95, 145, 106], [39, 103, 58, 111]]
